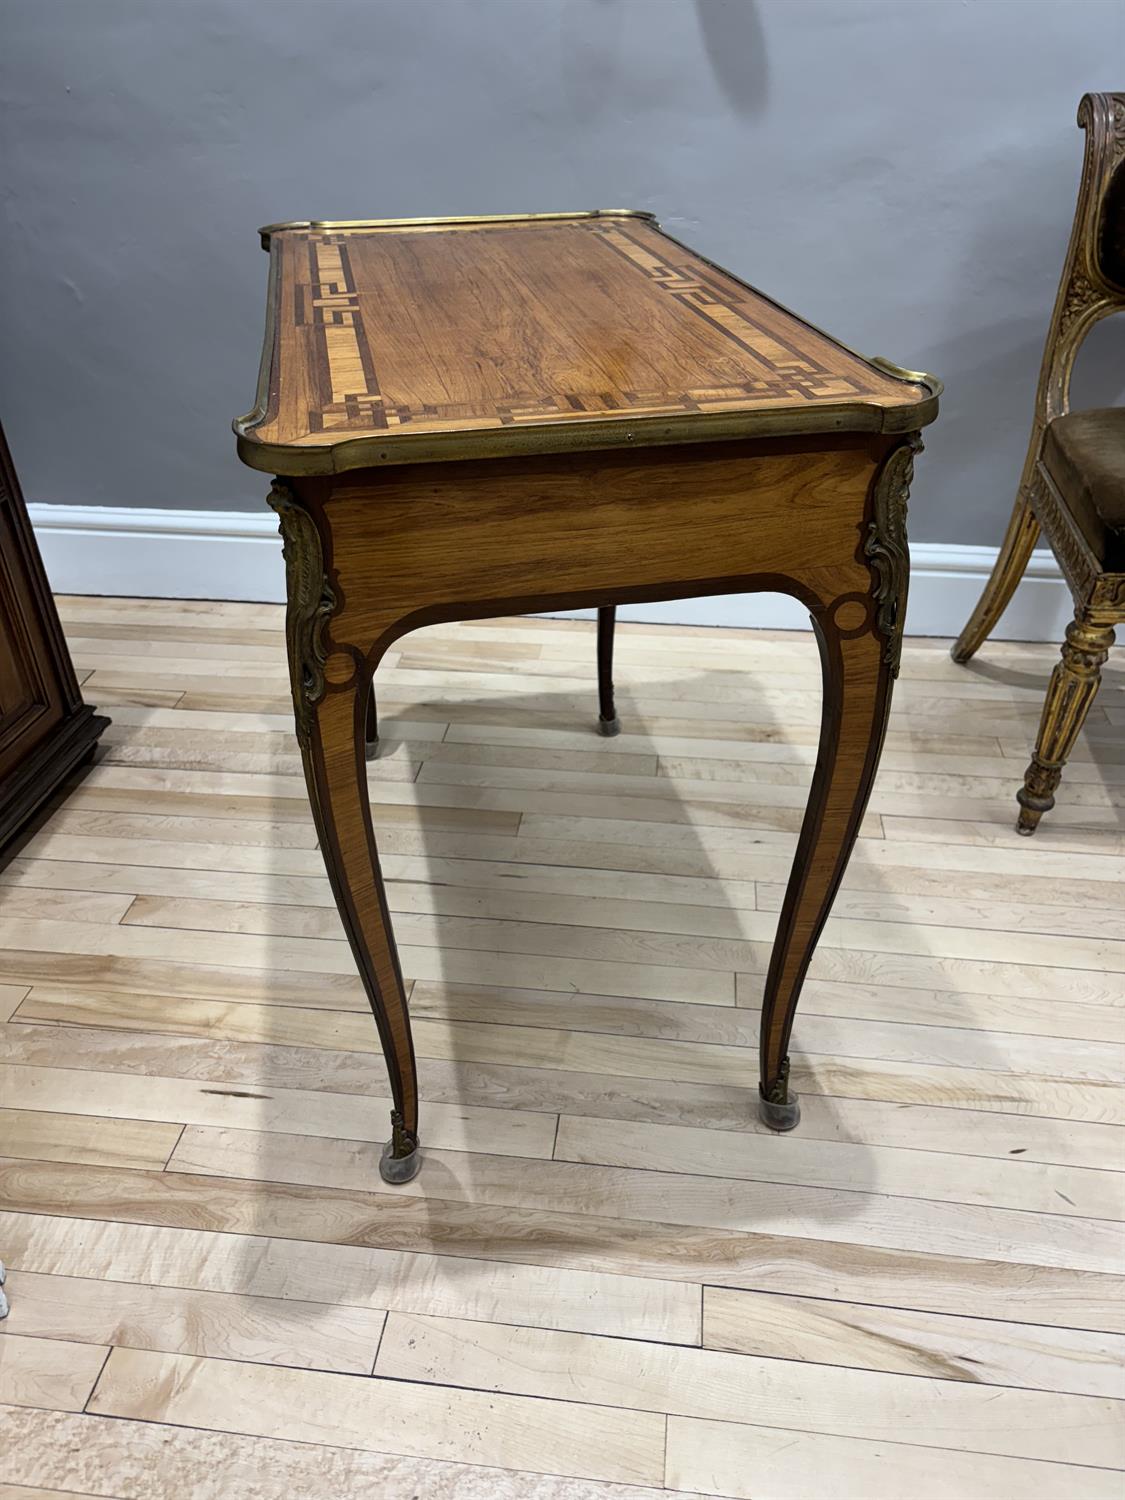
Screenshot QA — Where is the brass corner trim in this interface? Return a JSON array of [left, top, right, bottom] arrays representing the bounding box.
[[865, 433, 923, 677], [867, 356, 944, 403], [267, 480, 336, 746]]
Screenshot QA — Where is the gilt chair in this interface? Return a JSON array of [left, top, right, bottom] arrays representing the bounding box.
[[952, 92, 1125, 833]]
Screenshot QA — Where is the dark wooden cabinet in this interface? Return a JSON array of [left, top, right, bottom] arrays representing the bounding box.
[[0, 422, 108, 853]]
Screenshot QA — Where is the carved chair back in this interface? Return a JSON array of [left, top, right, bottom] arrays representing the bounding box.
[[1037, 92, 1125, 432]]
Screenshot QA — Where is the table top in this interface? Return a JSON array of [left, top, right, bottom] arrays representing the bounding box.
[[235, 211, 939, 475]]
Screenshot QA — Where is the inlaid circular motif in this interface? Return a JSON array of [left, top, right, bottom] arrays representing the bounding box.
[[324, 651, 358, 687], [831, 596, 870, 634]]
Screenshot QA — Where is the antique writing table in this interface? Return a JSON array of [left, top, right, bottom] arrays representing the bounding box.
[[234, 210, 940, 1183]]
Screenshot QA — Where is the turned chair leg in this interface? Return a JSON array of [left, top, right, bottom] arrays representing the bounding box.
[[597, 605, 620, 735], [951, 492, 1040, 663], [1016, 613, 1114, 834]]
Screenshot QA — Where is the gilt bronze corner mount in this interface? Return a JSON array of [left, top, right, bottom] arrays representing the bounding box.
[[267, 480, 336, 747]]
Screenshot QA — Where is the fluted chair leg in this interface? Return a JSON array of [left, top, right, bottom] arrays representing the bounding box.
[[596, 606, 620, 735], [951, 493, 1040, 664], [1016, 613, 1114, 834]]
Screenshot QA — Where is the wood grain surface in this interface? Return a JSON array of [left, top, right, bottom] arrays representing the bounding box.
[[236, 212, 933, 472]]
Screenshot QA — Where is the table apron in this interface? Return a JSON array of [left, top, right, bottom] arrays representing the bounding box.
[[296, 436, 896, 659]]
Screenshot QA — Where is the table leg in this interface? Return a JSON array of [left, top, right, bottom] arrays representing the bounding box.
[[756, 437, 917, 1130], [271, 485, 420, 1184], [757, 621, 892, 1128], [597, 605, 620, 735], [365, 684, 379, 760], [306, 685, 421, 1182]]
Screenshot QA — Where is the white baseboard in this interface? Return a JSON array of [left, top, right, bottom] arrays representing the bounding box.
[[29, 503, 1074, 643]]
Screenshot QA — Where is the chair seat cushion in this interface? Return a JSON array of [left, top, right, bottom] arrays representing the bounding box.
[[1041, 408, 1125, 569]]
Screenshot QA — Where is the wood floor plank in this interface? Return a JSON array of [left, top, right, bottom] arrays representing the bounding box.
[[119, 885, 1125, 977], [3, 916, 734, 1007], [0, 1269, 386, 1374], [658, 745, 1125, 790], [764, 880, 1125, 937], [664, 1412, 1118, 1500], [162, 1131, 1125, 1274], [0, 1062, 557, 1159], [409, 980, 1125, 1079], [790, 1053, 1125, 1124], [0, 888, 133, 926], [1, 956, 370, 1010], [375, 1311, 1125, 1466], [0, 1406, 697, 1500], [0, 1210, 699, 1344], [554, 1114, 1125, 1220], [17, 986, 1117, 1125], [701, 1285, 1125, 1398], [7, 1016, 1120, 1171], [6, 1158, 1121, 1333], [14, 989, 374, 1044], [0, 984, 29, 1023], [65, 784, 521, 840], [441, 715, 1005, 763], [0, 1107, 180, 1171], [87, 1347, 667, 1486], [883, 813, 1125, 857], [101, 701, 447, 742], [0, 1335, 107, 1413], [0, 1484, 111, 1500], [420, 749, 1125, 816]]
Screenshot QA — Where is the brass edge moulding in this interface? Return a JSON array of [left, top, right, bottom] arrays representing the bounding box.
[[237, 231, 283, 446], [234, 208, 942, 474], [256, 208, 658, 249], [235, 391, 941, 476]]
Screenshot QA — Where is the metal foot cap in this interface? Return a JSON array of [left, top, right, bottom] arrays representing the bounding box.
[[598, 715, 621, 737], [379, 1138, 421, 1184], [758, 1088, 801, 1132], [365, 737, 380, 762]]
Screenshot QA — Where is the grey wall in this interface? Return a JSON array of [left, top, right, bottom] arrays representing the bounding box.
[[2, 0, 1122, 545]]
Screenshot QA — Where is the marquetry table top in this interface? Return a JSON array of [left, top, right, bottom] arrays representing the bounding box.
[[235, 211, 939, 474]]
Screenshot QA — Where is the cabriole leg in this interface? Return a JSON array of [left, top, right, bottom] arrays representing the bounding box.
[[758, 434, 917, 1131], [271, 482, 420, 1184], [1016, 613, 1114, 835], [758, 619, 894, 1129], [309, 687, 420, 1181]]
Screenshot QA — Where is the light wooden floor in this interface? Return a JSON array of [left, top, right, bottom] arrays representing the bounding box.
[[0, 597, 1123, 1500]]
